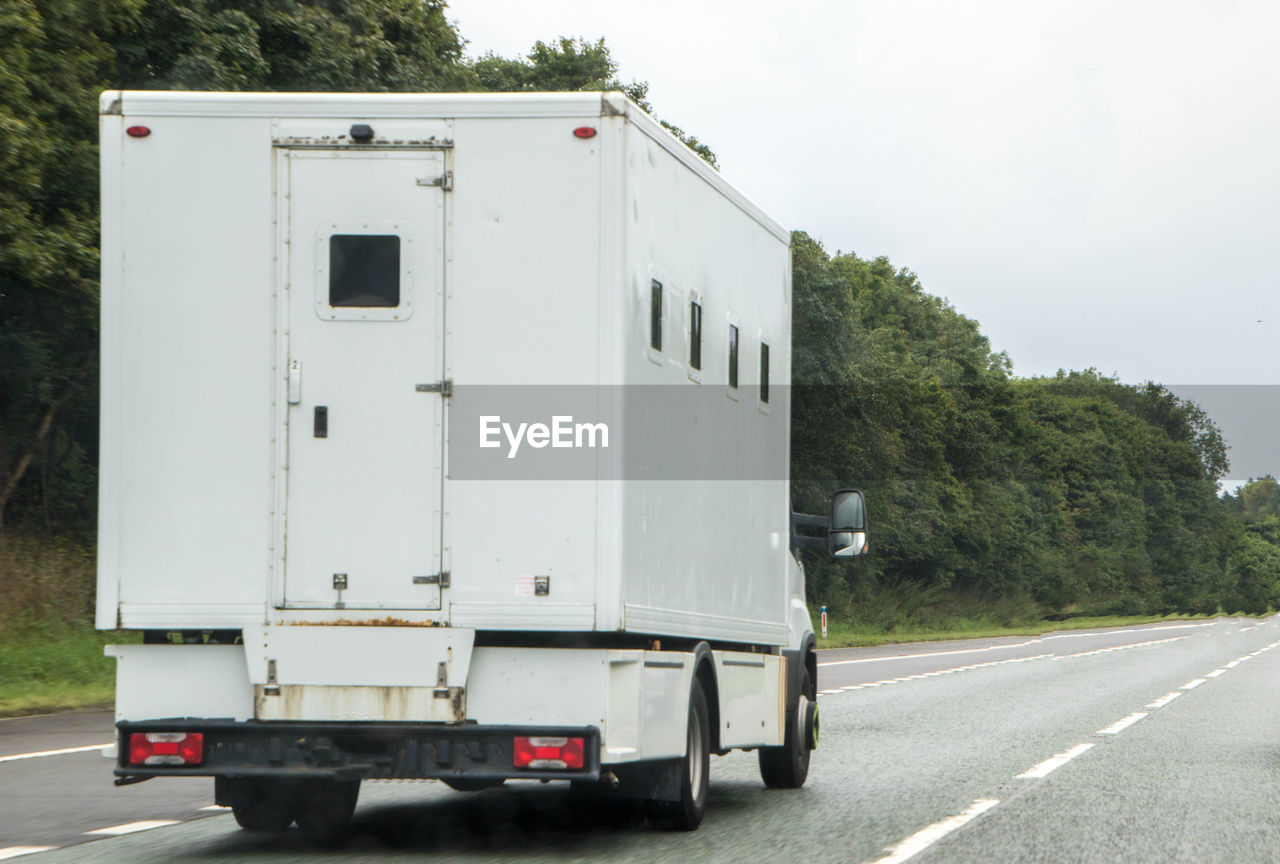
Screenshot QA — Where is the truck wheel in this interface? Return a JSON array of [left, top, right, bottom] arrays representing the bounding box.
[[294, 778, 360, 843], [232, 800, 294, 833], [442, 777, 506, 791], [645, 683, 710, 831], [758, 665, 816, 788], [226, 777, 295, 832]]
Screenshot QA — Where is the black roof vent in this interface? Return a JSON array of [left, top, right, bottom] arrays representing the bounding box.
[[349, 123, 374, 143]]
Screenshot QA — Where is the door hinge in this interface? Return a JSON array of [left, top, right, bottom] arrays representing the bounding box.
[[416, 171, 453, 191], [412, 571, 450, 588], [415, 379, 452, 397]]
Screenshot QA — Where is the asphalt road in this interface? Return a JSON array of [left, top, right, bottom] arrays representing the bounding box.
[[3, 616, 1279, 863]]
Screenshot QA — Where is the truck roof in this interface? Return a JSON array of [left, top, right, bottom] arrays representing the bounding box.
[[99, 89, 789, 243]]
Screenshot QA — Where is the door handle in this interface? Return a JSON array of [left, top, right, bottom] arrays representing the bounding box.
[[288, 360, 302, 404]]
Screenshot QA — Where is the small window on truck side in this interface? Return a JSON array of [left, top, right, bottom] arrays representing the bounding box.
[[760, 342, 770, 404], [689, 299, 702, 371], [728, 324, 739, 389], [650, 279, 663, 352], [329, 234, 400, 308]]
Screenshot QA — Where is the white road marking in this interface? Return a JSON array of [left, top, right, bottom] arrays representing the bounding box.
[[863, 798, 1000, 864], [1039, 622, 1213, 639], [199, 805, 230, 811], [820, 623, 1211, 668], [1226, 660, 1242, 668], [1207, 669, 1226, 678], [820, 641, 1041, 667], [1180, 678, 1206, 690], [1016, 742, 1095, 779], [1056, 637, 1186, 659], [84, 820, 180, 836], [1097, 712, 1149, 735], [1146, 692, 1182, 709], [0, 743, 113, 763], [0, 849, 57, 861]]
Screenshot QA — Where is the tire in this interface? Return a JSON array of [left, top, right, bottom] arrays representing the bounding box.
[[232, 801, 294, 832], [228, 778, 295, 832], [758, 664, 814, 789], [442, 777, 506, 792], [294, 778, 360, 844], [645, 683, 710, 831]]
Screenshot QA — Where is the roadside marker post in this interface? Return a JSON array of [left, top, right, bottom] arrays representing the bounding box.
[[821, 605, 828, 639]]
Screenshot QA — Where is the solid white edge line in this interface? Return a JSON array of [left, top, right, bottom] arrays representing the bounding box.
[[0, 849, 58, 862], [1146, 691, 1181, 709], [1180, 678, 1206, 690], [1016, 742, 1095, 779], [199, 805, 231, 811], [864, 798, 1000, 864], [84, 820, 180, 836], [0, 743, 113, 763], [1097, 712, 1149, 735]]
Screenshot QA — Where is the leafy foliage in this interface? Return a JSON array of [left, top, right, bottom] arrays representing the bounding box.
[[790, 233, 1272, 618], [469, 37, 717, 168], [2, 0, 1274, 625], [0, 2, 708, 531]]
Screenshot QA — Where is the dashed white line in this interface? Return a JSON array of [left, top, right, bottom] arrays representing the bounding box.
[[863, 798, 1000, 864], [1097, 712, 1149, 735], [1206, 669, 1226, 678], [1226, 660, 1242, 668], [0, 849, 57, 862], [84, 820, 180, 836], [1146, 691, 1181, 709], [1180, 678, 1206, 690], [0, 743, 113, 763], [1016, 743, 1095, 779]]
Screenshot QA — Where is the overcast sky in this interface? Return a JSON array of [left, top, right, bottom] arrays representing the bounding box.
[[448, 0, 1280, 481]]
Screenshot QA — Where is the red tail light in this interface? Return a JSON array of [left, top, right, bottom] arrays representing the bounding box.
[[128, 732, 204, 765], [126, 125, 151, 138], [512, 736, 584, 770]]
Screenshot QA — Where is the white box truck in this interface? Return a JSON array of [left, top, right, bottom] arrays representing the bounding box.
[[96, 89, 868, 835]]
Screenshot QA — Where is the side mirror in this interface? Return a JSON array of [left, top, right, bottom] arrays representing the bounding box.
[[828, 489, 868, 558]]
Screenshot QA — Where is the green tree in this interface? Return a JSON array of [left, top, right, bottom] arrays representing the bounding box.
[[110, 0, 468, 91], [1229, 476, 1280, 523], [0, 0, 141, 530], [469, 37, 717, 168]]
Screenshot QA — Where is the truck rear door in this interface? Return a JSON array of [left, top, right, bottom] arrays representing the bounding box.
[[278, 146, 446, 612]]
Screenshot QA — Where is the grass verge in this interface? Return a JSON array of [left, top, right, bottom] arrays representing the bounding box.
[[0, 623, 138, 716], [0, 530, 137, 716]]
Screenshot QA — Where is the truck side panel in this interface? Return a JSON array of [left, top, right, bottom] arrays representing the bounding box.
[[618, 119, 792, 645]]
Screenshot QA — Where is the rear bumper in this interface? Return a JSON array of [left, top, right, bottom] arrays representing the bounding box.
[[115, 719, 601, 783]]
